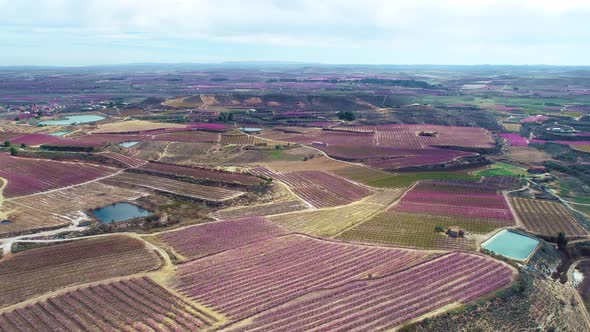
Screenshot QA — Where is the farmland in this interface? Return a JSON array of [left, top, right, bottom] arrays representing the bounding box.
[[105, 172, 246, 202], [0, 277, 221, 331], [510, 197, 588, 237], [2, 64, 590, 331], [416, 272, 589, 332], [0, 153, 117, 198], [220, 133, 269, 145], [338, 212, 500, 250], [270, 124, 496, 170], [91, 120, 186, 134], [251, 167, 373, 208], [156, 217, 287, 260], [392, 181, 515, 223], [172, 234, 433, 321], [100, 152, 147, 168], [212, 199, 308, 219], [136, 162, 263, 186], [1, 181, 145, 236], [476, 162, 528, 177], [266, 189, 403, 237], [0, 235, 160, 308], [226, 253, 512, 332]]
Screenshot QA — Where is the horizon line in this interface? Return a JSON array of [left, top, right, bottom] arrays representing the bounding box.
[[1, 62, 590, 69]]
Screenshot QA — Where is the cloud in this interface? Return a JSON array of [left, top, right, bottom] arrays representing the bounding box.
[[0, 0, 589, 65]]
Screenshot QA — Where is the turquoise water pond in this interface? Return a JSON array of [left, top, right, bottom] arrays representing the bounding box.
[[482, 229, 539, 261], [48, 130, 72, 136], [240, 127, 263, 133], [119, 141, 139, 148], [93, 202, 152, 223], [39, 115, 105, 126]]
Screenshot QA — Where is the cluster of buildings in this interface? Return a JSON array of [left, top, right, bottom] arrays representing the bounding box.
[[2, 103, 64, 120]]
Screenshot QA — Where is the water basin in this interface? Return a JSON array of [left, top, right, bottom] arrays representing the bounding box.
[[92, 202, 152, 223], [39, 115, 105, 126], [119, 141, 139, 148], [481, 229, 540, 261]]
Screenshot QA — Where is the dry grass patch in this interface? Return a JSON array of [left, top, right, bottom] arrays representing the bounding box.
[[92, 120, 185, 134]]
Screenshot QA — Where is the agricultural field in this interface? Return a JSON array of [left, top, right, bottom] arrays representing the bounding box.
[[269, 124, 495, 170], [0, 153, 117, 198], [264, 155, 352, 173], [172, 234, 434, 321], [105, 172, 245, 202], [0, 181, 145, 236], [152, 130, 220, 143], [156, 217, 287, 260], [359, 171, 480, 188], [219, 133, 269, 145], [211, 199, 308, 219], [251, 167, 373, 208], [268, 190, 402, 237], [510, 197, 588, 237], [338, 211, 502, 250], [174, 241, 511, 331], [394, 182, 513, 220], [136, 162, 263, 186], [125, 141, 171, 160], [0, 235, 160, 308], [99, 151, 147, 168], [476, 162, 528, 177], [227, 253, 512, 331], [0, 277, 221, 331], [574, 145, 590, 153], [503, 123, 522, 132], [393, 180, 515, 223], [91, 120, 185, 134], [415, 272, 589, 332], [3, 64, 590, 331], [155, 142, 246, 165], [505, 146, 553, 165]]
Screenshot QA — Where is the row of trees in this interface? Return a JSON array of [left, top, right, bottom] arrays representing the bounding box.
[[3, 141, 24, 155]]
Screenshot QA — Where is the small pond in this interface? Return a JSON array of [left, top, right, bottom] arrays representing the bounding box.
[[48, 130, 72, 136], [39, 115, 105, 126], [481, 229, 540, 261], [240, 127, 263, 133], [119, 141, 139, 148], [92, 202, 152, 224], [1, 220, 13, 225]]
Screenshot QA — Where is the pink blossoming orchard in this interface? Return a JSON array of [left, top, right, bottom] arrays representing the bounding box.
[[0, 63, 588, 331]]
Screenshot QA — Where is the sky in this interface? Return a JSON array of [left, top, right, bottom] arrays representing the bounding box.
[[1, 0, 589, 66]]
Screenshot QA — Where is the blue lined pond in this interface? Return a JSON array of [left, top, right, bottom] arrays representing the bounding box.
[[119, 141, 139, 148], [39, 115, 105, 126], [93, 202, 152, 223], [482, 229, 539, 261]]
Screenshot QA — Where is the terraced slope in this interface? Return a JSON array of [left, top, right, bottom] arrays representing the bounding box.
[[0, 277, 221, 332], [0, 236, 160, 308]]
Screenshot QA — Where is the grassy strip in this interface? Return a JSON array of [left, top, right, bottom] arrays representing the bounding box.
[[338, 212, 499, 251], [364, 172, 480, 188], [475, 162, 528, 177]]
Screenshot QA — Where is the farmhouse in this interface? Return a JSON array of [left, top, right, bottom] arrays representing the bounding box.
[[447, 226, 465, 238], [527, 166, 547, 174]]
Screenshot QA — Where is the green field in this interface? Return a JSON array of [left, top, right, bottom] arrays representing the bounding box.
[[364, 172, 480, 188], [337, 212, 502, 251], [476, 162, 528, 177], [572, 204, 590, 217]]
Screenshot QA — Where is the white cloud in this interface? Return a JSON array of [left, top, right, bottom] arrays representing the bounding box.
[[0, 0, 589, 65]]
